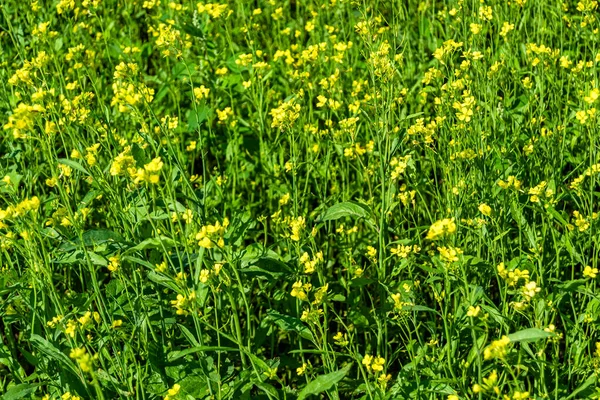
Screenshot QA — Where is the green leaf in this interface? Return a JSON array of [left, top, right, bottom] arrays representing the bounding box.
[[406, 304, 441, 316], [545, 206, 569, 226], [127, 236, 175, 252], [58, 158, 89, 175], [567, 374, 597, 399], [317, 201, 371, 222], [297, 363, 352, 400], [507, 328, 552, 343], [81, 229, 125, 245], [29, 334, 79, 376], [147, 271, 180, 292], [188, 105, 209, 131], [254, 381, 280, 399], [131, 143, 149, 166], [54, 37, 63, 51], [167, 346, 238, 362], [265, 310, 313, 341], [3, 383, 41, 400]]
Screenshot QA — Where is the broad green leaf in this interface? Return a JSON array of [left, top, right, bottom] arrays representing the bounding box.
[[29, 334, 79, 376], [58, 158, 89, 175], [317, 201, 371, 222], [265, 310, 313, 341], [297, 363, 352, 400], [545, 206, 569, 226], [3, 383, 41, 400], [131, 143, 149, 166], [507, 328, 552, 343], [188, 105, 209, 131], [81, 229, 125, 245], [147, 271, 179, 292], [127, 236, 175, 252]]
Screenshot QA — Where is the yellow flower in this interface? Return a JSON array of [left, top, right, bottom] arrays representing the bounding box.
[[378, 373, 392, 389], [290, 281, 308, 301], [111, 319, 123, 329], [193, 85, 210, 100], [467, 306, 480, 317], [583, 265, 598, 279], [478, 203, 492, 216], [164, 383, 180, 400], [333, 331, 349, 346], [371, 356, 385, 372], [69, 347, 92, 373], [362, 354, 373, 371], [500, 21, 515, 37], [199, 269, 210, 283], [426, 218, 456, 240], [366, 246, 377, 258], [108, 256, 120, 272], [297, 362, 308, 375], [521, 281, 541, 300], [483, 336, 511, 360]]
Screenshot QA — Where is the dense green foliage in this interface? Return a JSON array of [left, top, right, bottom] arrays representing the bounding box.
[[2, 0, 600, 399]]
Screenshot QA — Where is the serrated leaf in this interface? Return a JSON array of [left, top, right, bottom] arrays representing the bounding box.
[[507, 328, 552, 343], [297, 363, 352, 400]]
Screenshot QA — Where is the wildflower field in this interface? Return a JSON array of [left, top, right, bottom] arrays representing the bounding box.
[[3, 0, 600, 398]]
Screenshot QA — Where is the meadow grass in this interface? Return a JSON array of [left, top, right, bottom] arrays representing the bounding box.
[[1, 0, 600, 399]]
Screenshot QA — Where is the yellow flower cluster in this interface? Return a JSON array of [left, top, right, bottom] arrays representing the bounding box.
[[570, 163, 600, 193], [437, 246, 463, 264], [473, 369, 500, 395], [0, 197, 40, 221], [426, 218, 456, 240], [171, 292, 196, 316], [333, 331, 349, 346], [583, 265, 598, 279], [110, 63, 154, 113], [69, 347, 93, 373], [483, 336, 511, 360], [133, 157, 164, 185], [195, 218, 228, 248], [497, 175, 522, 190], [110, 147, 137, 176], [299, 251, 323, 274], [197, 3, 231, 20], [290, 280, 312, 301], [497, 263, 529, 286], [362, 354, 385, 373], [391, 293, 414, 312], [3, 103, 45, 139], [288, 216, 305, 241], [270, 99, 301, 130], [390, 155, 411, 180]]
